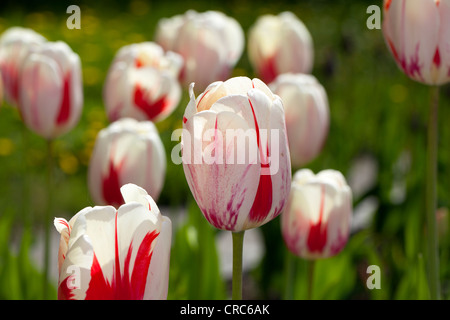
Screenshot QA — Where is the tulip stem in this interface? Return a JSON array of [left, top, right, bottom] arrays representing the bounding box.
[[307, 260, 315, 300], [284, 250, 297, 300], [43, 139, 54, 299], [426, 86, 440, 300], [231, 231, 245, 300]]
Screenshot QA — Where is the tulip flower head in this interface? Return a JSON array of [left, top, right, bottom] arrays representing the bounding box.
[[0, 27, 46, 107], [382, 0, 450, 85], [54, 183, 172, 300], [88, 118, 166, 208], [18, 40, 83, 139], [248, 12, 314, 84], [103, 42, 183, 123], [182, 77, 291, 231], [269, 73, 329, 167], [155, 10, 245, 91], [281, 169, 352, 259]]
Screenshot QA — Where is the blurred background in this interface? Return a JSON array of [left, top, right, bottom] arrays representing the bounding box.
[[0, 0, 449, 299]]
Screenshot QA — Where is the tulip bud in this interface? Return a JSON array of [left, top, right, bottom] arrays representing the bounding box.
[[382, 0, 450, 85], [269, 73, 329, 167], [18, 41, 83, 139], [54, 183, 172, 300], [281, 169, 352, 259], [182, 77, 291, 231], [155, 10, 244, 91], [248, 12, 314, 84], [88, 118, 166, 208], [0, 27, 46, 107], [103, 42, 183, 123]]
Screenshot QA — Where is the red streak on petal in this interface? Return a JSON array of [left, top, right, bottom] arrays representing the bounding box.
[[259, 55, 277, 84], [307, 186, 328, 253], [58, 276, 76, 300], [56, 74, 71, 125], [247, 98, 273, 223], [134, 84, 170, 120], [384, 0, 392, 11], [433, 47, 441, 67], [102, 158, 124, 207], [387, 38, 400, 64], [84, 211, 160, 300], [183, 116, 187, 124]]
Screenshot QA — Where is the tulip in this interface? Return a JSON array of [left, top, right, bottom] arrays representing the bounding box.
[[382, 0, 450, 85], [88, 118, 166, 208], [281, 169, 352, 260], [269, 73, 329, 167], [248, 12, 314, 84], [103, 42, 183, 123], [18, 40, 83, 139], [54, 183, 172, 300], [182, 76, 291, 232], [155, 10, 244, 91], [0, 27, 46, 107], [182, 76, 291, 299]]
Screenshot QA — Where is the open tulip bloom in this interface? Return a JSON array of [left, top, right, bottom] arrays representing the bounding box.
[[281, 169, 352, 260], [54, 184, 172, 300], [103, 42, 183, 123]]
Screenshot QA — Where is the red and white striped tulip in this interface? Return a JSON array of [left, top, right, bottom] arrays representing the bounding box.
[[54, 183, 172, 300], [88, 118, 166, 208], [0, 27, 46, 107], [281, 169, 352, 259], [269, 73, 329, 167], [18, 41, 83, 139], [248, 12, 314, 84], [382, 0, 450, 85], [182, 77, 291, 231], [155, 10, 244, 91], [103, 42, 183, 123]]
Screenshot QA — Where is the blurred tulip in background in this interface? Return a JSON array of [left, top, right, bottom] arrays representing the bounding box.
[[281, 169, 352, 259], [103, 42, 183, 123], [269, 73, 329, 168], [248, 12, 314, 84], [155, 10, 244, 91], [88, 118, 166, 208]]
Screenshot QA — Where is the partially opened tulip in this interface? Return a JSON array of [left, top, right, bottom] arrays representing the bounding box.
[[248, 12, 314, 84], [103, 42, 183, 123], [182, 76, 291, 299], [269, 73, 329, 168], [281, 169, 352, 260], [0, 27, 46, 107], [156, 10, 244, 91], [382, 0, 450, 85], [88, 118, 166, 208], [19, 40, 83, 139], [54, 183, 172, 300]]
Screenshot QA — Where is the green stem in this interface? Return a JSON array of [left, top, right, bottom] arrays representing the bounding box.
[[426, 86, 440, 300], [231, 231, 245, 300], [307, 260, 315, 300], [284, 250, 296, 300], [43, 139, 54, 299]]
